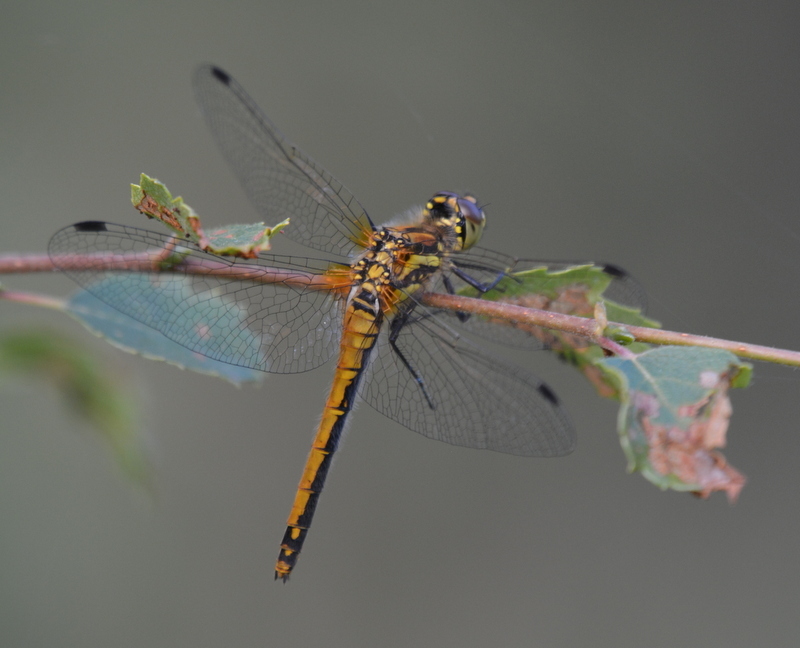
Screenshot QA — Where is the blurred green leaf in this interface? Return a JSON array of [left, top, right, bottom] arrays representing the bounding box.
[[0, 330, 151, 488]]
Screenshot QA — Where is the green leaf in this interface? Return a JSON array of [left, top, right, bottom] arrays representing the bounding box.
[[477, 264, 614, 300], [598, 346, 751, 501], [604, 300, 657, 330], [65, 279, 265, 385], [0, 330, 151, 488], [200, 222, 288, 258], [131, 173, 288, 258], [470, 264, 659, 327]]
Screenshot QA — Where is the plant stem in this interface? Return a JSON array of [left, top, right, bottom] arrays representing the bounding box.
[[0, 288, 65, 311], [420, 292, 800, 367], [0, 253, 56, 274], [3, 251, 799, 367]]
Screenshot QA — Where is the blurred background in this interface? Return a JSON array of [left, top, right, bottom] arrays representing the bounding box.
[[2, 2, 800, 646]]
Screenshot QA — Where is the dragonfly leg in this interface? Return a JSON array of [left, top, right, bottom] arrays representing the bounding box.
[[451, 265, 507, 293], [442, 274, 471, 324], [388, 310, 436, 410]]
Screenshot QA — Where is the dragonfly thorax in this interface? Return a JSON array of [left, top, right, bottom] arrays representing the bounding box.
[[423, 192, 486, 252], [351, 221, 455, 316]]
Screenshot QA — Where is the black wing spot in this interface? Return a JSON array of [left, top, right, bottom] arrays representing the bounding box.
[[600, 263, 626, 278], [73, 221, 108, 233], [537, 383, 560, 405], [211, 66, 231, 85]]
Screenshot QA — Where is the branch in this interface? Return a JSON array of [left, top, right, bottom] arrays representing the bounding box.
[[0, 253, 57, 274], [3, 251, 799, 367], [420, 292, 800, 367]]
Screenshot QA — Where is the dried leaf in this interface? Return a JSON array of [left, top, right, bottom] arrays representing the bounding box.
[[131, 174, 288, 258]]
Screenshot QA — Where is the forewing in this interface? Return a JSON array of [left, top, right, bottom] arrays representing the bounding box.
[[49, 222, 346, 374], [510, 258, 647, 312], [361, 305, 576, 457], [192, 65, 373, 258], [447, 247, 648, 348]]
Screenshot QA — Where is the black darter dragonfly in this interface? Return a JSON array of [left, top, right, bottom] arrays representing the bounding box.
[[49, 65, 644, 581]]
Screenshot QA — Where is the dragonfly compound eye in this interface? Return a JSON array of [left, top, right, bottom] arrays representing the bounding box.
[[456, 194, 486, 250]]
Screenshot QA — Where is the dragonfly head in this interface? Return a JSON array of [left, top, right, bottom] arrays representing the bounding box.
[[424, 192, 486, 251]]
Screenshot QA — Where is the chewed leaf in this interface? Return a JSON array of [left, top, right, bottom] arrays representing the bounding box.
[[131, 174, 288, 258], [66, 279, 265, 385], [462, 265, 658, 399], [0, 330, 150, 488], [599, 346, 752, 502], [131, 174, 206, 244]]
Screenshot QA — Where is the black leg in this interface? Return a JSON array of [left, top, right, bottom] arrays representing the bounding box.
[[388, 308, 436, 410], [442, 274, 470, 323], [451, 265, 509, 293]]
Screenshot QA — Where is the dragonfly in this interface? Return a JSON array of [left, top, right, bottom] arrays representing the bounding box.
[[49, 65, 644, 581]]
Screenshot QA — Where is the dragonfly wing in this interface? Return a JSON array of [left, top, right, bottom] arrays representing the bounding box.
[[192, 65, 374, 258], [447, 247, 648, 349], [361, 305, 576, 457], [510, 257, 648, 312], [447, 246, 517, 288], [49, 222, 345, 374], [453, 247, 647, 311]]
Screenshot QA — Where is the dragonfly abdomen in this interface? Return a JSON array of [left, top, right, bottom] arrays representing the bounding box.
[[275, 291, 384, 581]]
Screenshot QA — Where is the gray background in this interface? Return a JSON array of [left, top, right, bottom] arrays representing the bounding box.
[[2, 2, 800, 646]]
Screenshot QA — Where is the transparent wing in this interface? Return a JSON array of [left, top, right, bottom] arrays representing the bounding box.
[[511, 258, 647, 313], [444, 246, 648, 348], [361, 304, 576, 457], [192, 65, 374, 259], [49, 222, 347, 374], [453, 246, 648, 311]]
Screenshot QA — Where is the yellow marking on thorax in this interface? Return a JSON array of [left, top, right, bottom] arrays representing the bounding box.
[[367, 264, 386, 281]]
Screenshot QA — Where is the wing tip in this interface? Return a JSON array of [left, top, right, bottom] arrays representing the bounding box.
[[537, 382, 560, 406], [210, 65, 232, 86], [72, 221, 108, 233], [600, 263, 627, 278]]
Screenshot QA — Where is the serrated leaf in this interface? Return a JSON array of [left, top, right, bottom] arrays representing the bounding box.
[[131, 173, 288, 258], [131, 173, 205, 242], [65, 279, 264, 385], [598, 346, 751, 501], [0, 330, 150, 488]]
